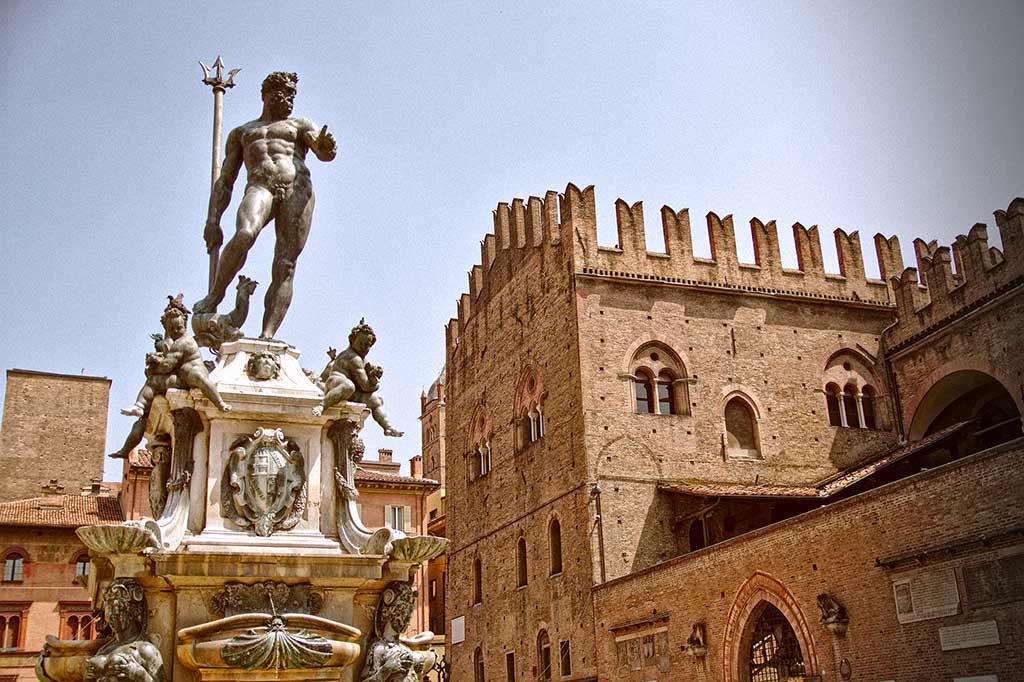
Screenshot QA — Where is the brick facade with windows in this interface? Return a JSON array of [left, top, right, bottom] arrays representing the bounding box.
[[443, 186, 1022, 680]]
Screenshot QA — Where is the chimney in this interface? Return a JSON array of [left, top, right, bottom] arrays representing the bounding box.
[[410, 454, 423, 479], [378, 448, 393, 463], [91, 480, 102, 496], [39, 479, 65, 509]]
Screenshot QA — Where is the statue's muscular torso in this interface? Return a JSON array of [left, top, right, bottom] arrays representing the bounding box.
[[235, 117, 317, 191]]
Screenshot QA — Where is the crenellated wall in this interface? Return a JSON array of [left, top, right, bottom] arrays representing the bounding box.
[[886, 198, 1024, 349], [566, 184, 899, 306], [446, 184, 912, 357]]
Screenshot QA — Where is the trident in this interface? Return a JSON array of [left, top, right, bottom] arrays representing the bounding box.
[[199, 56, 240, 292]]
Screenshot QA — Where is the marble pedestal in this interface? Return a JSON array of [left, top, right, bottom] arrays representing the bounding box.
[[69, 339, 443, 682]]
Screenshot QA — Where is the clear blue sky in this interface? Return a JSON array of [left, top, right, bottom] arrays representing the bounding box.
[[1, 1, 1022, 482]]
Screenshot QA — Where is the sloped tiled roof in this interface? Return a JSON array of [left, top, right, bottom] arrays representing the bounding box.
[[660, 421, 973, 500], [355, 468, 440, 488], [0, 495, 123, 528]]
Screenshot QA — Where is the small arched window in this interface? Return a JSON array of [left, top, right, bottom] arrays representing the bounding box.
[[2, 552, 25, 582], [537, 630, 552, 681], [0, 614, 21, 650], [473, 557, 483, 605], [630, 343, 689, 415], [474, 647, 485, 682], [470, 407, 493, 480], [515, 368, 547, 450], [862, 386, 877, 429], [73, 553, 89, 582], [516, 537, 528, 588], [725, 395, 761, 458], [634, 370, 655, 414], [842, 385, 860, 429], [548, 519, 563, 575], [822, 350, 885, 430], [825, 383, 843, 426]]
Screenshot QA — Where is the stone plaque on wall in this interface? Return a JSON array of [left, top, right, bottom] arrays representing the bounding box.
[[939, 620, 1000, 651], [892, 566, 959, 623], [450, 616, 465, 644], [963, 552, 1024, 608]]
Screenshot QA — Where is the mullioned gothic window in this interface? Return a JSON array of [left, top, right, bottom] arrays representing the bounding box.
[[629, 344, 689, 416], [515, 368, 546, 450], [822, 351, 884, 430], [469, 407, 493, 480]]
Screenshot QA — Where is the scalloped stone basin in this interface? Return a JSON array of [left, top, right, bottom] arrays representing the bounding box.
[[35, 635, 108, 682], [177, 613, 361, 681], [389, 535, 448, 563], [76, 524, 159, 555]]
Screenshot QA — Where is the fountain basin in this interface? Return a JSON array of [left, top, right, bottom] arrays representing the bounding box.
[[177, 612, 361, 681], [35, 636, 108, 682]]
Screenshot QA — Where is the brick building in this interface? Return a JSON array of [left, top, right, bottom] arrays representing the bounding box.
[[0, 371, 121, 681], [442, 185, 1022, 681], [0, 483, 122, 681], [0, 370, 110, 502]]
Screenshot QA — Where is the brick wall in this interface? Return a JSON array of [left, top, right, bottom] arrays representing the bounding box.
[[592, 440, 1024, 681], [0, 371, 110, 502]]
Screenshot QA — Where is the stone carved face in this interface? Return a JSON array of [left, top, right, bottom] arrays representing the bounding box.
[[264, 85, 295, 118], [246, 352, 281, 381], [375, 581, 417, 639], [103, 579, 146, 639], [162, 310, 187, 340]]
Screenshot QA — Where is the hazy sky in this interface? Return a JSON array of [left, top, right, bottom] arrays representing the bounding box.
[[1, 1, 1022, 482]]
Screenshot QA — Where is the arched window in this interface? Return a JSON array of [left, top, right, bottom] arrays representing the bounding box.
[[824, 383, 842, 426], [725, 395, 761, 458], [473, 557, 483, 605], [634, 370, 654, 414], [73, 552, 89, 582], [861, 386, 877, 429], [515, 368, 547, 450], [2, 552, 25, 582], [548, 519, 563, 575], [0, 614, 22, 650], [537, 630, 552, 681], [474, 647, 485, 682], [64, 614, 93, 640], [842, 385, 859, 429], [689, 518, 706, 552], [630, 343, 689, 415], [822, 350, 886, 430], [516, 537, 528, 588], [470, 407, 493, 480], [747, 603, 806, 681], [657, 371, 677, 415]]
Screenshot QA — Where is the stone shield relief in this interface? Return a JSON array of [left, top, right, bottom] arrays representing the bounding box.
[[221, 428, 307, 536]]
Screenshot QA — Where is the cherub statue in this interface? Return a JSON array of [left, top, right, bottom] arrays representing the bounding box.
[[111, 296, 230, 459], [312, 319, 402, 436], [192, 275, 258, 352], [360, 581, 435, 682], [84, 579, 164, 682]]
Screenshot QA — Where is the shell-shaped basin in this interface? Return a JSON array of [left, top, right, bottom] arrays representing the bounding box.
[[389, 535, 449, 564], [177, 613, 361, 673], [76, 524, 159, 555]]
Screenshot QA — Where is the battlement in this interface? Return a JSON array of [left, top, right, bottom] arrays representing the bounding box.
[[569, 184, 905, 306], [885, 197, 1024, 349]]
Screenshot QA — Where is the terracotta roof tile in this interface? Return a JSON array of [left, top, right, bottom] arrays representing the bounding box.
[[355, 468, 440, 487], [0, 495, 123, 528]]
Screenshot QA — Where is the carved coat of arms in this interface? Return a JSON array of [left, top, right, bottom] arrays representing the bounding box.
[[222, 428, 306, 536]]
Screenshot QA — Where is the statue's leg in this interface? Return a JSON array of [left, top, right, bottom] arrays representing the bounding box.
[[366, 394, 403, 437], [320, 374, 356, 411], [184, 368, 231, 412], [110, 415, 146, 459], [122, 382, 155, 417], [261, 182, 314, 339], [197, 186, 273, 312]]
